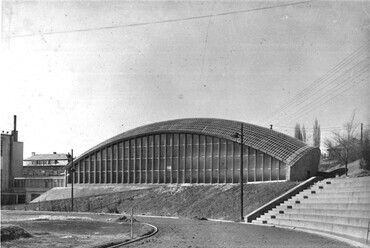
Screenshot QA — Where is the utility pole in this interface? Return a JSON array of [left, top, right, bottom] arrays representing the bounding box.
[[67, 149, 75, 211], [233, 123, 245, 222], [361, 123, 363, 145], [130, 207, 134, 239], [240, 123, 244, 222], [71, 149, 74, 211]]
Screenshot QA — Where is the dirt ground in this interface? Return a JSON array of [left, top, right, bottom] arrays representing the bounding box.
[[1, 210, 355, 248], [1, 210, 150, 248], [128, 216, 354, 248]]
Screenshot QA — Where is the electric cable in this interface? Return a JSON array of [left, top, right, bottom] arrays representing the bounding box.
[[9, 1, 311, 38], [264, 42, 369, 125], [274, 58, 369, 125], [278, 72, 369, 126]]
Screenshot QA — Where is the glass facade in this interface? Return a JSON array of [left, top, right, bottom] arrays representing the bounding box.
[[71, 133, 287, 184], [14, 178, 65, 188]]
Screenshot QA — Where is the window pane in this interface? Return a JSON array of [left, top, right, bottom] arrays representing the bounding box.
[[118, 142, 123, 159], [248, 148, 256, 182], [179, 134, 185, 145], [279, 161, 286, 180], [166, 143, 172, 158], [155, 135, 160, 146], [124, 141, 129, 158], [199, 135, 205, 144], [263, 154, 271, 181], [271, 158, 279, 180], [166, 134, 173, 146], [256, 150, 264, 181], [161, 134, 166, 145]]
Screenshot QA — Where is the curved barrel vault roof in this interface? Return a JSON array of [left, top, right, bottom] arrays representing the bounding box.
[[75, 118, 319, 167]]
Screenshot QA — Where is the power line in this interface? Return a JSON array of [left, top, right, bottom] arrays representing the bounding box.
[[277, 63, 368, 125], [266, 44, 367, 125], [200, 1, 217, 83], [264, 42, 368, 125], [273, 125, 344, 130], [278, 69, 368, 125], [271, 51, 368, 124], [9, 1, 311, 38], [275, 128, 344, 134], [269, 44, 366, 118], [278, 72, 369, 126], [273, 126, 345, 131], [275, 44, 367, 111], [275, 58, 369, 125]]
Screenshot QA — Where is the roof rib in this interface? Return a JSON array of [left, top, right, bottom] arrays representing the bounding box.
[[76, 118, 318, 166]]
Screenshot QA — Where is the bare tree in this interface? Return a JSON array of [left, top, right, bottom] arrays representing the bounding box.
[[361, 125, 370, 170], [313, 118, 320, 148], [294, 123, 303, 141], [324, 112, 361, 176]]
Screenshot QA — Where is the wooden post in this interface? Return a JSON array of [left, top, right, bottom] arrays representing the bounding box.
[[240, 123, 244, 222], [130, 207, 134, 239]]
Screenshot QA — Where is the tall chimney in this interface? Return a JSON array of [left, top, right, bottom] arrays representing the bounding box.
[[11, 115, 18, 141]]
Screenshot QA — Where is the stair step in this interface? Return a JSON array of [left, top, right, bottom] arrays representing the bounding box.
[[265, 218, 369, 240], [280, 208, 370, 218], [325, 177, 370, 183], [318, 180, 370, 188], [285, 196, 370, 204], [252, 177, 370, 242], [301, 191, 370, 198], [290, 202, 370, 211], [275, 213, 370, 228], [310, 185, 370, 192]]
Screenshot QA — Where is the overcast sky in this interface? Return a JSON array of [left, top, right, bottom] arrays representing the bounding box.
[[1, 0, 369, 158]]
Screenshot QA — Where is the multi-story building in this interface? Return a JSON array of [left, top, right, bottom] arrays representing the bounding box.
[[1, 115, 68, 204], [13, 152, 67, 203], [1, 116, 24, 204]]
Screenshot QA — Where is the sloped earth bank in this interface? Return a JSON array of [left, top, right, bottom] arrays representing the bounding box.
[[127, 216, 353, 248], [100, 182, 301, 220], [25, 182, 301, 221], [1, 211, 152, 248]]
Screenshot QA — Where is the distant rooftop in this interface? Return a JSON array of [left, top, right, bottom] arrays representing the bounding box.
[[24, 153, 68, 161]]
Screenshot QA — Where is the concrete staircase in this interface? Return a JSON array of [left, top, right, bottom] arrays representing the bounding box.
[[253, 176, 370, 241]]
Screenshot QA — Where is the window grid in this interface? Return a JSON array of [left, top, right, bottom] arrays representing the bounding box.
[[73, 133, 287, 184]]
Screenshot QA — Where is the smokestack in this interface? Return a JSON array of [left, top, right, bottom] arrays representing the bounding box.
[[11, 115, 18, 141], [14, 115, 17, 131]]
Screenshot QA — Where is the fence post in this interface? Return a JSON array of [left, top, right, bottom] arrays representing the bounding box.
[[130, 207, 133, 239]]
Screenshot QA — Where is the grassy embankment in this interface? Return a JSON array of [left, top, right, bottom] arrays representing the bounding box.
[[24, 181, 301, 221]]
